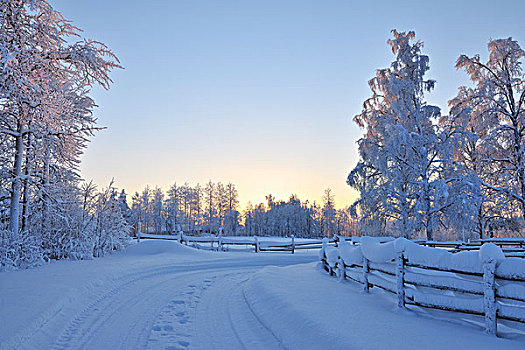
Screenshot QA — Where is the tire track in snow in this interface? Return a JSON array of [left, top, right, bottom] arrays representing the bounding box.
[[50, 266, 243, 350], [192, 272, 285, 350], [52, 269, 193, 350], [11, 253, 315, 350]]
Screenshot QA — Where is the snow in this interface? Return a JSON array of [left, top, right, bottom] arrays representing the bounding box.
[[325, 246, 339, 267], [339, 243, 363, 266], [497, 258, 525, 280], [0, 240, 317, 349], [404, 269, 484, 294], [245, 263, 525, 349], [406, 288, 484, 313], [360, 236, 396, 263], [318, 237, 330, 260], [498, 302, 525, 322], [404, 241, 451, 267], [351, 236, 394, 244], [479, 243, 506, 264], [498, 283, 525, 301], [1, 239, 525, 349], [403, 240, 483, 273]]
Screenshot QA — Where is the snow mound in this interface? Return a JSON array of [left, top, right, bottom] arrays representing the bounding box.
[[339, 244, 363, 266], [497, 258, 525, 280], [351, 236, 394, 244], [450, 251, 483, 273], [122, 240, 209, 256], [403, 241, 448, 268], [325, 247, 339, 267], [402, 241, 483, 273], [360, 236, 395, 263], [479, 243, 505, 264]]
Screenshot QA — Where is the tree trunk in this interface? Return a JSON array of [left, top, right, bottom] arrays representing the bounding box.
[[21, 131, 32, 232], [41, 143, 51, 234], [8, 121, 24, 236]]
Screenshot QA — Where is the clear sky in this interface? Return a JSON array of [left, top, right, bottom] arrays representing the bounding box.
[[50, 0, 524, 209]]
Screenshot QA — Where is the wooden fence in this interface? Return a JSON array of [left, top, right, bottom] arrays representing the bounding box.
[[320, 238, 525, 336], [414, 238, 525, 258], [138, 231, 331, 253]]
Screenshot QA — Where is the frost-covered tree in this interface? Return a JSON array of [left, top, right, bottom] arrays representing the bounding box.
[[226, 183, 239, 213], [91, 182, 132, 258], [449, 38, 525, 234], [0, 0, 120, 237], [321, 188, 337, 237], [165, 183, 181, 231], [348, 30, 465, 240], [151, 187, 164, 232], [0, 0, 126, 269], [242, 193, 322, 238], [216, 182, 227, 227], [118, 189, 132, 223], [203, 181, 216, 233]]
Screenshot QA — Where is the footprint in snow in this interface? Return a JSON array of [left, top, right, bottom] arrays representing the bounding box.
[[177, 340, 190, 347]]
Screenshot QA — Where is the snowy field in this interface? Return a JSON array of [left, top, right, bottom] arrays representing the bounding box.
[[1, 240, 524, 350]]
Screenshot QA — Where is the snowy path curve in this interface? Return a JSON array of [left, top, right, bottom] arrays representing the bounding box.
[[1, 243, 312, 350], [53, 267, 284, 350]]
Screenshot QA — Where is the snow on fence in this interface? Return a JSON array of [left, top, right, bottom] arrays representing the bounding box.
[[138, 231, 332, 253], [414, 238, 525, 258], [319, 237, 525, 336]]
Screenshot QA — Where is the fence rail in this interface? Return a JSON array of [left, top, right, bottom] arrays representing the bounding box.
[[137, 231, 333, 253]]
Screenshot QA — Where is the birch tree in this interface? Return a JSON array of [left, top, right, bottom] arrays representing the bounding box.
[[348, 30, 463, 240], [0, 0, 120, 236], [449, 38, 525, 232]]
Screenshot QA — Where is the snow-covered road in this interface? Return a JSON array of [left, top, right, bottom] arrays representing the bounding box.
[[2, 240, 525, 350], [53, 267, 285, 350], [0, 241, 313, 350]]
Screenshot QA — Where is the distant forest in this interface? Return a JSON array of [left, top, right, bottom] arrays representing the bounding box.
[[123, 183, 356, 238]]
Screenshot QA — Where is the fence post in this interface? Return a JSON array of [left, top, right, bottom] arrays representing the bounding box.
[[291, 235, 295, 254], [483, 260, 497, 335], [337, 257, 345, 281], [396, 251, 406, 308], [363, 257, 370, 292], [218, 227, 223, 252], [254, 236, 259, 253], [137, 221, 141, 242]]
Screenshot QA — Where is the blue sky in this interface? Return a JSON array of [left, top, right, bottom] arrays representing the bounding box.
[[51, 0, 525, 208]]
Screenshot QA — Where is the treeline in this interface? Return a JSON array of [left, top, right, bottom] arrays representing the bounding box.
[[244, 189, 356, 238], [123, 181, 241, 235], [125, 184, 357, 238], [348, 30, 525, 241], [0, 1, 128, 270]]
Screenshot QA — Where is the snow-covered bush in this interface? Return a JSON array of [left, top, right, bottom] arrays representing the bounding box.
[[91, 184, 133, 258], [0, 230, 42, 271]]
